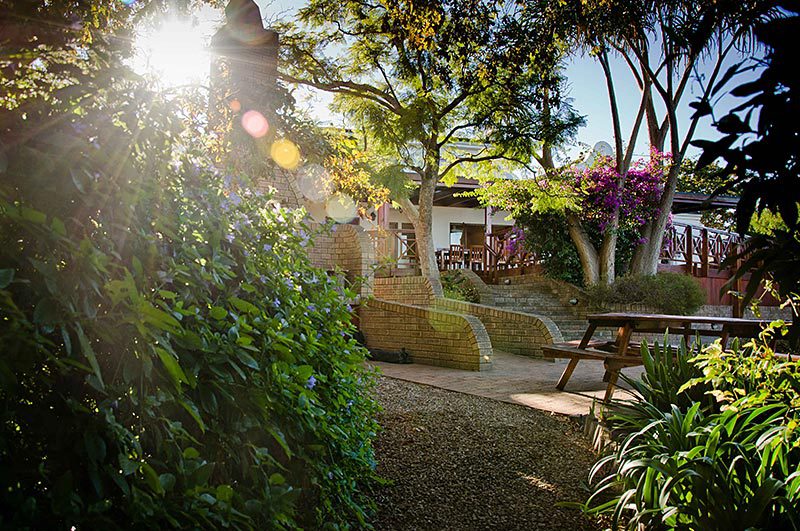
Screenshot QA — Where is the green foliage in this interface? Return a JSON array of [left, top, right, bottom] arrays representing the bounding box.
[[582, 326, 800, 530], [694, 5, 800, 347], [441, 271, 481, 303], [0, 10, 379, 527], [586, 272, 706, 314], [512, 213, 584, 286]]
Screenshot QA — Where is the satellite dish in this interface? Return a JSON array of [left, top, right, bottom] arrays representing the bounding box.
[[593, 141, 614, 157], [575, 140, 615, 169]]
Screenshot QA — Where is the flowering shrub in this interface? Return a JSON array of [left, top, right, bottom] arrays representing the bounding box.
[[576, 149, 670, 234], [0, 79, 379, 528], [502, 226, 527, 256], [471, 151, 670, 284]]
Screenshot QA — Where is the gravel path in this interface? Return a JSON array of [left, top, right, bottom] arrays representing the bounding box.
[[371, 377, 604, 531]]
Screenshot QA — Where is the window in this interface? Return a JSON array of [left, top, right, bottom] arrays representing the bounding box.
[[449, 223, 464, 246]]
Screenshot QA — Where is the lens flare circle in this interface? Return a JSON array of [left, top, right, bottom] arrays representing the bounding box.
[[270, 139, 301, 170], [296, 163, 333, 202], [325, 193, 357, 223], [241, 110, 269, 138]]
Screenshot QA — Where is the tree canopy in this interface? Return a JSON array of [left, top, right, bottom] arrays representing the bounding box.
[[279, 0, 583, 281]]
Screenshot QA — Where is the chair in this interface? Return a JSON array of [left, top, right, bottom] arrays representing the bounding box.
[[449, 245, 465, 269]]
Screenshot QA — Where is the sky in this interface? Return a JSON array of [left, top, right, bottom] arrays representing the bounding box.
[[254, 1, 764, 164]]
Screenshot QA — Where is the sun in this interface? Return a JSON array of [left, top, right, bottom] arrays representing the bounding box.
[[132, 13, 219, 88]]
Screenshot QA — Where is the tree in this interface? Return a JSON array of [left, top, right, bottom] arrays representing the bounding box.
[[695, 2, 800, 342], [0, 1, 380, 526], [552, 1, 779, 279], [471, 151, 667, 286], [278, 0, 581, 287]]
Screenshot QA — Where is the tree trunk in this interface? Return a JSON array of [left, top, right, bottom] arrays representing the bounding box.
[[566, 212, 600, 286], [631, 162, 681, 275], [599, 230, 617, 284], [398, 168, 443, 297]]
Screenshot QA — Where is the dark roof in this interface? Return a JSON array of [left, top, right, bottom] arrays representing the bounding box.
[[672, 192, 738, 213], [407, 177, 739, 211]]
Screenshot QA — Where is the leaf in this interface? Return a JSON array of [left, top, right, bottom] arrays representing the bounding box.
[[159, 473, 176, 492], [20, 206, 46, 224], [236, 351, 260, 370], [156, 347, 188, 389], [179, 399, 206, 433], [83, 431, 107, 463], [269, 473, 286, 486], [209, 306, 227, 320], [140, 302, 181, 331], [183, 447, 200, 460], [216, 484, 234, 503], [141, 462, 164, 495], [50, 216, 67, 236], [76, 324, 104, 390], [229, 296, 259, 315], [0, 268, 13, 289]]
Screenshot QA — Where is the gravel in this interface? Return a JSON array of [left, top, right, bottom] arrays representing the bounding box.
[[370, 377, 605, 531]]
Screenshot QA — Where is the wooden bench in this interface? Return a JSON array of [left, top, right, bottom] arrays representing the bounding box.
[[544, 312, 773, 403], [543, 341, 643, 402]]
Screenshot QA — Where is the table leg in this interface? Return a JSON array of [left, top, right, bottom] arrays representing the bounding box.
[[579, 324, 597, 349], [604, 324, 633, 381], [556, 357, 580, 390], [616, 325, 634, 356], [603, 360, 621, 403]]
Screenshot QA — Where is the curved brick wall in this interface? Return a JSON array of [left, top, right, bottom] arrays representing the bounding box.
[[359, 299, 492, 371], [433, 298, 562, 358]]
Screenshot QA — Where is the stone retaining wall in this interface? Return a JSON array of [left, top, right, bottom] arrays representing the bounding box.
[[360, 299, 492, 370], [434, 298, 562, 358]]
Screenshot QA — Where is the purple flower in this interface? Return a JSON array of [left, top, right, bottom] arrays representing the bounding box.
[[225, 233, 235, 243], [306, 375, 316, 389], [308, 304, 316, 311], [229, 191, 242, 206], [259, 275, 267, 283], [263, 243, 272, 252]]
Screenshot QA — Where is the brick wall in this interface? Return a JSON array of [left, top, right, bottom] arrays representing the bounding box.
[[434, 298, 562, 358], [372, 276, 435, 305], [332, 224, 375, 298], [359, 299, 492, 370]]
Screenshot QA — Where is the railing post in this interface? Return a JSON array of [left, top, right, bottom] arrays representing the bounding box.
[[685, 225, 693, 274], [700, 228, 709, 277]]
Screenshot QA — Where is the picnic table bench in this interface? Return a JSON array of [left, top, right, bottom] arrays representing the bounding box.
[[543, 313, 772, 403]]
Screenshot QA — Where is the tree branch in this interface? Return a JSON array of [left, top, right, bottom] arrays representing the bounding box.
[[598, 48, 624, 170], [279, 72, 401, 114]]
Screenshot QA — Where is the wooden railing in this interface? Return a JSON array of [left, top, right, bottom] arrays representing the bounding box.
[[660, 222, 742, 275], [436, 233, 537, 274], [369, 222, 744, 281], [368, 228, 418, 268]]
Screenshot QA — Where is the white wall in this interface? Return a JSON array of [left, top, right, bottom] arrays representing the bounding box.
[[386, 206, 514, 249], [673, 213, 702, 226]]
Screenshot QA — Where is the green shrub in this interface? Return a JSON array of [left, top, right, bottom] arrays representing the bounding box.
[[0, 82, 379, 528], [581, 327, 800, 530], [441, 271, 481, 303], [587, 272, 706, 314]]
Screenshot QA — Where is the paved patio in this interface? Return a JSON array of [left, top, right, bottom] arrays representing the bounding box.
[[371, 350, 645, 417]]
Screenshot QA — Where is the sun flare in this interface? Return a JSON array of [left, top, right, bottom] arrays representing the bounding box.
[[133, 15, 218, 87]]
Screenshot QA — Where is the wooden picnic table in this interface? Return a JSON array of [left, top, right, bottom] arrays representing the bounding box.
[[543, 312, 772, 403]]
